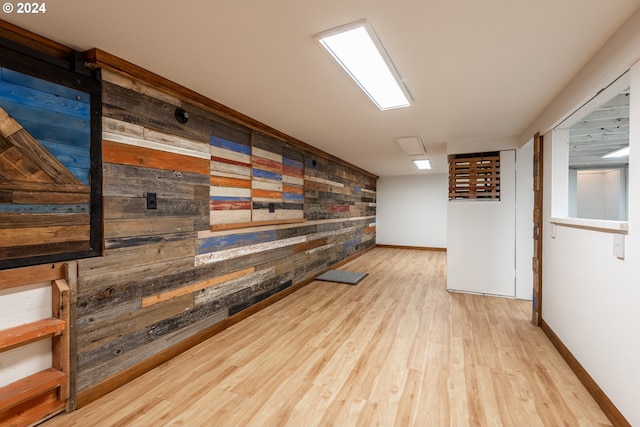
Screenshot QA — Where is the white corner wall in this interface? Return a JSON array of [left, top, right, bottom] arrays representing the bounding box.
[[376, 174, 447, 248], [447, 150, 516, 297], [541, 60, 640, 425], [515, 141, 534, 300]]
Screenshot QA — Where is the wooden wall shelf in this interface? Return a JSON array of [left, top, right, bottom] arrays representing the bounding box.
[[0, 268, 72, 426], [0, 369, 66, 413], [0, 319, 66, 353]]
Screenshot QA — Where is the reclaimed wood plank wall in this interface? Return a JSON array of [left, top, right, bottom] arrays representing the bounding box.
[[74, 69, 377, 395]]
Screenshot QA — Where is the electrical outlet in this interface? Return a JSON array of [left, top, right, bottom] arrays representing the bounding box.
[[146, 192, 157, 209]]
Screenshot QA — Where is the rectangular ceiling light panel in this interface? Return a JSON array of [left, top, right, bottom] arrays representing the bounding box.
[[413, 159, 432, 170], [602, 146, 630, 158], [315, 20, 411, 110]]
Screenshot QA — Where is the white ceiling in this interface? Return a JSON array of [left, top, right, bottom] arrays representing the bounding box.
[[5, 0, 640, 176]]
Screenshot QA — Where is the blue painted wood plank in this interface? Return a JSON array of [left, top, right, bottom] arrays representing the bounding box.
[[0, 79, 90, 118], [198, 230, 277, 254], [283, 192, 304, 202], [1, 67, 91, 103], [210, 135, 251, 154], [252, 169, 282, 181], [39, 140, 91, 169], [8, 116, 90, 149], [343, 238, 360, 250], [0, 99, 90, 134], [0, 203, 89, 213], [283, 157, 303, 169]]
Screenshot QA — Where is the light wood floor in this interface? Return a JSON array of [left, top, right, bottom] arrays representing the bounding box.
[[44, 248, 611, 426]]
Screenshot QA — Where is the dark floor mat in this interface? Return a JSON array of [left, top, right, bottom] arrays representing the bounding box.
[[316, 270, 368, 285]]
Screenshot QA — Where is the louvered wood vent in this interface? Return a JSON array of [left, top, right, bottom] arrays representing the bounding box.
[[448, 152, 501, 200]]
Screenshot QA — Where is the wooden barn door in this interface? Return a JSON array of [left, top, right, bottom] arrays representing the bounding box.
[[532, 133, 543, 325]]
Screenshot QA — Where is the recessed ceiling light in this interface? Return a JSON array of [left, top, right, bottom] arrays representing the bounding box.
[[395, 136, 425, 156], [413, 159, 432, 170], [602, 146, 630, 158], [315, 19, 411, 111]]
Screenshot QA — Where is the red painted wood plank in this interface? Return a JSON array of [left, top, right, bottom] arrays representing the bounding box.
[[252, 157, 282, 173], [328, 205, 349, 213], [210, 155, 251, 168], [282, 164, 304, 177], [209, 201, 252, 210]]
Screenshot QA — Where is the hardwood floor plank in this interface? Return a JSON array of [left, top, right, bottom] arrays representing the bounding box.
[[42, 248, 612, 427]]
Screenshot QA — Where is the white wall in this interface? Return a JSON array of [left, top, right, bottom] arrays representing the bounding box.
[[515, 141, 534, 300], [541, 60, 640, 425], [0, 282, 52, 387], [575, 169, 624, 220], [447, 150, 516, 297], [376, 174, 447, 248]]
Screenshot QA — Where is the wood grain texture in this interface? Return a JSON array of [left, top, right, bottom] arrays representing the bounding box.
[[84, 48, 377, 180], [102, 140, 209, 175], [0, 262, 65, 289], [0, 368, 65, 411], [0, 106, 83, 185], [0, 389, 65, 427], [0, 318, 65, 352], [42, 248, 611, 427], [141, 267, 255, 307]]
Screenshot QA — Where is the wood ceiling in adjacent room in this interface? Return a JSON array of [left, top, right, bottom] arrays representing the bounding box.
[[569, 89, 630, 169]]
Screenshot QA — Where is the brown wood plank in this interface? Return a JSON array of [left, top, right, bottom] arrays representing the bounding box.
[[209, 176, 251, 188], [0, 107, 83, 185], [52, 279, 71, 401], [0, 318, 65, 353], [0, 213, 89, 229], [0, 241, 92, 261], [0, 180, 90, 194], [0, 146, 54, 182], [65, 261, 78, 412], [141, 267, 255, 308], [0, 368, 66, 412], [104, 217, 194, 239], [252, 189, 281, 200], [102, 140, 209, 176], [0, 389, 65, 427], [11, 190, 90, 204], [0, 225, 90, 248], [0, 263, 65, 290], [532, 132, 544, 325]]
